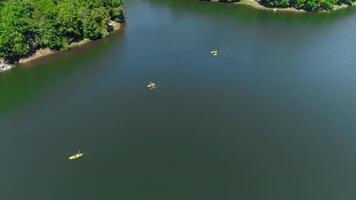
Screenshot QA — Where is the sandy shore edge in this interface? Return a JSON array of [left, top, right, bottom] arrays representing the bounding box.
[[18, 21, 122, 64]]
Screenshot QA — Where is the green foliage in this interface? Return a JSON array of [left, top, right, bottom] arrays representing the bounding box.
[[0, 0, 124, 62], [261, 0, 290, 7], [320, 0, 336, 10], [0, 0, 34, 62], [260, 0, 356, 12], [80, 7, 110, 39], [338, 0, 353, 5], [290, 0, 306, 9], [260, 0, 355, 11], [57, 0, 83, 39], [37, 10, 67, 49], [304, 0, 321, 10]]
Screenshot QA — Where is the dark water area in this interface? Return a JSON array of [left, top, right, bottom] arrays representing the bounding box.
[[1, 0, 356, 199]]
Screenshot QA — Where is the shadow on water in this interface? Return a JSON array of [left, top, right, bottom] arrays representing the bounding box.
[[0, 30, 126, 117]]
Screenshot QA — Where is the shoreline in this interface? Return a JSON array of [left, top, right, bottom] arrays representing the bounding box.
[[18, 21, 122, 65], [208, 0, 356, 13], [236, 0, 304, 13]]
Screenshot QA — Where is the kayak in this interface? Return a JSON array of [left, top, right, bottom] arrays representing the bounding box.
[[68, 151, 83, 160], [210, 50, 218, 56], [147, 82, 157, 90]]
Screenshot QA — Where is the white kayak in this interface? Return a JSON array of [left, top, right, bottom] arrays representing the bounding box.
[[210, 50, 218, 56], [68, 151, 83, 160], [147, 82, 157, 90]]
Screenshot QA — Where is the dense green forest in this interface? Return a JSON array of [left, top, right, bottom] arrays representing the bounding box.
[[0, 0, 124, 62], [204, 0, 355, 11], [260, 0, 355, 11]]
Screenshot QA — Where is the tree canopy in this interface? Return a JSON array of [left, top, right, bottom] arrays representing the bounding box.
[[260, 0, 353, 11], [0, 0, 124, 62], [207, 0, 355, 11]]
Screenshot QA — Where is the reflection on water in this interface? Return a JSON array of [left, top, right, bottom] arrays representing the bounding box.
[[0, 32, 125, 115]]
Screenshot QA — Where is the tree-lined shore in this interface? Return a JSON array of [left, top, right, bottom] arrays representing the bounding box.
[[0, 0, 124, 63], [203, 0, 355, 12]]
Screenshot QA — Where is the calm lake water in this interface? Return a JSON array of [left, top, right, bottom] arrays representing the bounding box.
[[2, 0, 356, 199]]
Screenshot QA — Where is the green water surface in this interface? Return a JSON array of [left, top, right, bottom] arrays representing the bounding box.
[[1, 0, 356, 199]]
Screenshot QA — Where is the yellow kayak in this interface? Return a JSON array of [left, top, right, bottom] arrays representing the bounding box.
[[68, 151, 83, 160]]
